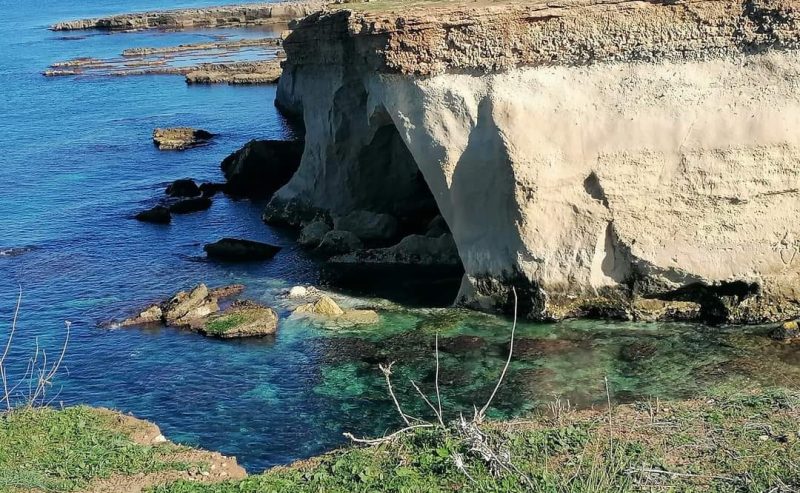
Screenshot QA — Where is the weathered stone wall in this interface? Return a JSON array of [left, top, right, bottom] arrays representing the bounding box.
[[271, 0, 800, 322]]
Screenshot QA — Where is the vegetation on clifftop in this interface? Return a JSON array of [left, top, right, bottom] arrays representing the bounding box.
[[152, 384, 800, 493], [0, 406, 192, 492]]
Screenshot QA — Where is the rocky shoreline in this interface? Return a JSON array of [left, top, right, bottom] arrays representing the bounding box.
[[50, 1, 323, 31]]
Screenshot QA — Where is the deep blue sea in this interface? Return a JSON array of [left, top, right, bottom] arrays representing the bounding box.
[[2, 0, 800, 474]]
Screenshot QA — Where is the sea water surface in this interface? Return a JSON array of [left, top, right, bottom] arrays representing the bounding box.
[[1, 0, 799, 473]]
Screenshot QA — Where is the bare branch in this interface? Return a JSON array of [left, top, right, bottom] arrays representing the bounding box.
[[477, 287, 518, 422], [379, 362, 416, 426], [409, 379, 444, 427], [0, 287, 22, 410], [434, 332, 443, 425], [343, 424, 435, 445]]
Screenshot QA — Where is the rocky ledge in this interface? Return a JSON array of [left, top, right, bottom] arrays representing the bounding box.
[[268, 0, 800, 323], [51, 1, 323, 31], [153, 127, 214, 150]]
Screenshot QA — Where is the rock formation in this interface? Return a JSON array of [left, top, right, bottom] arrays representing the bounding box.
[[50, 1, 323, 31], [153, 128, 213, 151], [269, 0, 800, 323], [221, 140, 304, 198], [204, 238, 282, 261]]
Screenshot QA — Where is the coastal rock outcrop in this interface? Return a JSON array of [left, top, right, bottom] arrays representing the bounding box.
[[153, 128, 213, 150], [333, 210, 399, 243], [118, 284, 278, 338], [165, 179, 201, 197], [204, 238, 281, 261], [169, 196, 212, 214], [51, 2, 323, 31], [197, 300, 279, 338], [293, 294, 379, 327], [270, 0, 800, 323], [221, 139, 304, 198], [134, 205, 171, 224], [316, 230, 362, 256]]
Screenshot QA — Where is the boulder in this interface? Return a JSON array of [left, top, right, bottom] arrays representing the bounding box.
[[333, 210, 398, 242], [119, 305, 163, 327], [165, 179, 201, 197], [204, 238, 281, 261], [169, 197, 212, 214], [209, 284, 245, 299], [294, 295, 379, 327], [316, 230, 362, 256], [134, 206, 171, 224], [163, 284, 219, 326], [153, 127, 213, 150], [220, 139, 304, 198], [199, 182, 227, 197], [426, 215, 449, 238], [295, 295, 344, 317], [297, 220, 331, 247], [288, 286, 310, 298], [198, 300, 278, 338], [771, 320, 800, 342], [331, 234, 460, 266]]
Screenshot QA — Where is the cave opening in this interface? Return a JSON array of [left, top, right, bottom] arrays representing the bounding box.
[[319, 111, 466, 307]]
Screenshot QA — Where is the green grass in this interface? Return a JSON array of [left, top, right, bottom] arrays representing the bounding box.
[[0, 406, 191, 492], [150, 387, 800, 493], [204, 315, 246, 335]]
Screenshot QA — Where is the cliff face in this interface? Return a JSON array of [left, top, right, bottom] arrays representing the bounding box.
[[271, 0, 800, 322]]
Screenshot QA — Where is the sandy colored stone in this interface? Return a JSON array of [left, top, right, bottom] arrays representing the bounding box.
[[270, 0, 800, 322]]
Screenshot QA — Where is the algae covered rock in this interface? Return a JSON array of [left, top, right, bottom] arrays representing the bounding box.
[[198, 300, 278, 338]]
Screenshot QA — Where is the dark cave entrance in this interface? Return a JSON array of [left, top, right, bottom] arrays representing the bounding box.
[[319, 112, 465, 308]]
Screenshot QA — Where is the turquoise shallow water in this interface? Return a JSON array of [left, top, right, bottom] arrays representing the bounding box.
[[1, 0, 799, 474]]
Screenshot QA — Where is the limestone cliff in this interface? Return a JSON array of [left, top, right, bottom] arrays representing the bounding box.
[[269, 0, 800, 323]]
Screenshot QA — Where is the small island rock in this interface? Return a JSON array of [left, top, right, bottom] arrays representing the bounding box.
[[169, 197, 212, 214], [153, 127, 214, 150], [198, 300, 278, 338], [134, 205, 171, 224], [204, 238, 281, 261], [166, 179, 201, 197]]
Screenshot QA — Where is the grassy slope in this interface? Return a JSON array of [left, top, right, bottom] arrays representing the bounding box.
[[0, 406, 193, 492], [153, 386, 800, 493], [3, 387, 799, 492]]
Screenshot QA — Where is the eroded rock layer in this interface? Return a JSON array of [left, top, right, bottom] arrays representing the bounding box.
[[271, 0, 800, 323]]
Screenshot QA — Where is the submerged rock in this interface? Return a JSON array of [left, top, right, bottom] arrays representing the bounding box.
[[619, 340, 658, 362], [166, 178, 201, 197], [204, 238, 281, 261], [153, 127, 213, 150], [437, 335, 486, 354], [508, 338, 580, 359], [169, 196, 212, 214], [134, 205, 171, 224], [220, 139, 304, 199], [333, 210, 398, 242], [297, 220, 331, 247], [198, 300, 278, 338], [316, 230, 362, 256]]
